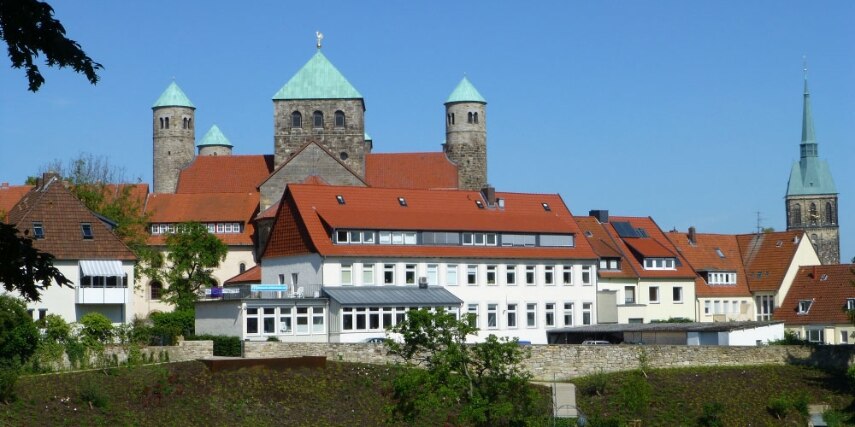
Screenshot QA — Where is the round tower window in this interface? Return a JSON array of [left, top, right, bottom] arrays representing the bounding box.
[[340, 152, 349, 161]]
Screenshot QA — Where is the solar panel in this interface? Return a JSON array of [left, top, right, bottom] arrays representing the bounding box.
[[636, 228, 649, 238], [612, 221, 640, 238]]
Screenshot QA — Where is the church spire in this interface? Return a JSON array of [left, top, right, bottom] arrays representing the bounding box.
[[800, 61, 817, 158]]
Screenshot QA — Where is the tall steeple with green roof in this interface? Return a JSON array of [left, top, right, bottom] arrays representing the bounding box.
[[444, 76, 487, 190], [197, 125, 233, 156], [272, 37, 368, 177], [153, 81, 196, 193], [785, 65, 840, 264]]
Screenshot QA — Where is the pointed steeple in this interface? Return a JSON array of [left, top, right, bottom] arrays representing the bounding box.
[[272, 51, 362, 100], [445, 76, 486, 104], [787, 66, 836, 196], [800, 71, 816, 156], [152, 81, 195, 109], [197, 125, 232, 147]]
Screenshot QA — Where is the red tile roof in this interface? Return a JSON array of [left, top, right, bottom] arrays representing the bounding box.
[[224, 265, 261, 285], [175, 155, 274, 194], [263, 184, 597, 260], [365, 152, 458, 189], [600, 216, 696, 279], [6, 177, 135, 260], [774, 264, 855, 325], [667, 232, 751, 298], [255, 201, 279, 220], [102, 183, 149, 207], [572, 216, 638, 279], [0, 184, 33, 222], [145, 192, 259, 246], [737, 231, 805, 292]]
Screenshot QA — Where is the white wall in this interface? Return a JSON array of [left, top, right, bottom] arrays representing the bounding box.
[[697, 297, 754, 322], [195, 300, 243, 337], [261, 254, 323, 295], [727, 323, 784, 345], [776, 237, 822, 308]]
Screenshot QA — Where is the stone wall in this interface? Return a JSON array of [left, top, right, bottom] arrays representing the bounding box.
[[243, 342, 855, 381], [42, 340, 214, 371]]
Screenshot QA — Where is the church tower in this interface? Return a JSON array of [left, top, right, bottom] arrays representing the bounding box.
[[444, 76, 487, 190], [152, 82, 195, 193], [272, 39, 369, 176], [785, 70, 839, 264], [197, 125, 233, 156]]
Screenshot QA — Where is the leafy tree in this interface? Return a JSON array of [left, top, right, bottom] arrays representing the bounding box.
[[0, 223, 72, 302], [0, 295, 39, 402], [162, 222, 228, 311], [79, 312, 114, 346], [0, 0, 102, 91], [385, 308, 540, 426]]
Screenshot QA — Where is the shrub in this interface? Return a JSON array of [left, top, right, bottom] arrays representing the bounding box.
[[770, 330, 814, 346], [616, 371, 650, 417], [79, 312, 114, 345], [0, 365, 20, 403], [38, 314, 71, 343], [823, 408, 847, 427], [698, 402, 725, 427], [65, 336, 88, 369], [767, 395, 790, 419], [150, 309, 195, 343], [846, 364, 855, 383], [584, 369, 609, 396], [0, 295, 40, 367], [266, 336, 280, 342], [188, 334, 241, 357], [79, 379, 109, 409], [790, 391, 809, 418]]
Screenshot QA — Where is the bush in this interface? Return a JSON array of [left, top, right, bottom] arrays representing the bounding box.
[[767, 395, 790, 419], [79, 379, 109, 409], [0, 295, 40, 367], [616, 371, 650, 417], [823, 408, 847, 427], [266, 336, 280, 342], [38, 314, 71, 343], [584, 369, 609, 396], [698, 402, 724, 427], [79, 312, 114, 345], [0, 365, 20, 403], [188, 334, 241, 357], [770, 330, 814, 346], [150, 309, 195, 343]]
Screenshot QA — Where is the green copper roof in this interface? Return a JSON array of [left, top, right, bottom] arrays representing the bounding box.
[[445, 76, 486, 104], [152, 82, 195, 108], [197, 125, 232, 147], [273, 51, 362, 100], [786, 77, 836, 196]]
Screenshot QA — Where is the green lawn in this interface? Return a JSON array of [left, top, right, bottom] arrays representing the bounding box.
[[572, 364, 855, 426]]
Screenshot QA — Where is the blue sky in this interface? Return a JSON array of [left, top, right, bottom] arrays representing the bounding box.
[[1, 1, 853, 261]]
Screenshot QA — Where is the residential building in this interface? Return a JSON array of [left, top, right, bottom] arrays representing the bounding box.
[[2, 174, 136, 323], [774, 264, 855, 344], [576, 211, 696, 324], [249, 183, 599, 344]]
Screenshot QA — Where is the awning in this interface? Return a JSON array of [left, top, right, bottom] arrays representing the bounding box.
[[323, 286, 462, 306], [79, 260, 124, 277]]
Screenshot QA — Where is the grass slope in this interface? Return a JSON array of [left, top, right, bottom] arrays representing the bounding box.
[[573, 364, 854, 426]]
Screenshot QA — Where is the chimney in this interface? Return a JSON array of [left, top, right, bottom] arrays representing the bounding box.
[[688, 226, 697, 245], [589, 210, 609, 223], [418, 277, 428, 289], [481, 185, 496, 207], [0, 182, 8, 189], [812, 265, 817, 280]]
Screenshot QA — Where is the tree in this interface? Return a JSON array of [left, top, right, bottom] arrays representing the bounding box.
[[0, 0, 102, 91], [0, 295, 40, 402], [385, 309, 541, 426], [162, 222, 228, 311], [0, 223, 72, 302]]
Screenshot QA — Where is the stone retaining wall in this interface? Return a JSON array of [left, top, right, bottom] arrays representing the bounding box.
[[44, 340, 214, 371], [243, 342, 855, 381]]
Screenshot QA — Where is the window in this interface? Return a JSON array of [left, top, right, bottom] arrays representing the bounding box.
[[487, 304, 498, 329], [446, 264, 458, 285], [38, 308, 47, 321], [32, 222, 44, 239], [239, 263, 246, 274], [334, 110, 345, 128], [462, 232, 497, 246], [384, 264, 395, 285], [296, 307, 310, 334], [397, 197, 407, 207], [562, 266, 572, 285], [467, 265, 478, 285], [291, 111, 302, 127], [582, 303, 593, 325], [544, 266, 554, 285], [362, 264, 375, 285], [150, 281, 162, 300], [545, 303, 556, 327], [474, 112, 479, 124], [841, 331, 849, 344], [280, 308, 292, 333], [540, 234, 574, 247], [81, 223, 93, 239], [246, 308, 259, 334], [704, 300, 712, 316], [792, 203, 802, 225], [809, 203, 818, 225], [291, 273, 299, 287], [807, 328, 824, 343], [798, 300, 813, 314], [159, 117, 164, 129], [826, 202, 834, 224], [278, 274, 286, 284], [500, 234, 536, 247], [673, 286, 683, 303], [263, 308, 276, 334], [165, 117, 169, 129], [847, 298, 855, 311], [427, 264, 438, 285], [581, 266, 591, 285], [507, 303, 517, 328], [541, 202, 551, 212], [341, 264, 352, 285], [563, 303, 574, 326], [486, 265, 497, 285], [526, 303, 537, 328], [708, 272, 737, 285], [624, 286, 635, 304], [506, 265, 516, 285], [467, 304, 479, 328], [649, 286, 660, 303], [313, 111, 323, 128], [525, 266, 535, 285], [405, 264, 416, 285], [643, 258, 676, 270], [312, 307, 325, 333], [467, 112, 474, 124]]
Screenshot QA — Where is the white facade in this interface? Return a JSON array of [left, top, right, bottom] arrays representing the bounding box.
[[261, 256, 599, 344], [7, 259, 135, 324], [685, 323, 784, 346], [597, 277, 696, 323], [696, 297, 754, 322], [787, 325, 855, 345]]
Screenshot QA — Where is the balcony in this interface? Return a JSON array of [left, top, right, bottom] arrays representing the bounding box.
[[76, 287, 129, 304]]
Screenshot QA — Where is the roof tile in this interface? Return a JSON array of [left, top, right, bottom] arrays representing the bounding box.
[[365, 152, 458, 189]]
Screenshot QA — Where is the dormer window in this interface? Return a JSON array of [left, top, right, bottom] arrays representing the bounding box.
[[81, 223, 93, 240], [598, 258, 620, 271], [708, 272, 737, 285], [32, 222, 44, 239], [643, 258, 676, 270], [798, 299, 813, 314]]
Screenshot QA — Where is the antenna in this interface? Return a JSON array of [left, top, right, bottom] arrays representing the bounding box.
[[755, 211, 764, 234]]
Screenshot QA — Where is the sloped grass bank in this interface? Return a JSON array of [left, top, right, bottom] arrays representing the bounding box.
[[572, 364, 854, 426]]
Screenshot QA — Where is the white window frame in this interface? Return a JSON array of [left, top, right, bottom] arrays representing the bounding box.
[[582, 302, 593, 325], [446, 264, 458, 286], [467, 304, 479, 328], [506, 265, 517, 286], [544, 302, 556, 327], [405, 264, 417, 285], [563, 302, 574, 327], [672, 286, 683, 303], [798, 300, 813, 314], [506, 303, 517, 329], [383, 264, 395, 285], [581, 266, 591, 285], [362, 264, 375, 285], [525, 266, 536, 286], [544, 266, 555, 286], [467, 265, 478, 286], [526, 303, 537, 328], [486, 265, 497, 285], [427, 264, 438, 286], [562, 266, 573, 285], [486, 303, 499, 329], [649, 286, 660, 304], [341, 264, 353, 285], [807, 328, 824, 343]]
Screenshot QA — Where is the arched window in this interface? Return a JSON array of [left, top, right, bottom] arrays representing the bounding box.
[[159, 117, 164, 129], [334, 111, 345, 128], [810, 233, 818, 244], [313, 111, 324, 128], [467, 112, 474, 124], [825, 202, 833, 224], [474, 112, 479, 124], [291, 111, 302, 128], [451, 113, 455, 124], [809, 203, 818, 225], [187, 118, 192, 129], [792, 204, 802, 226], [239, 263, 246, 274], [165, 117, 169, 129], [150, 281, 163, 301]]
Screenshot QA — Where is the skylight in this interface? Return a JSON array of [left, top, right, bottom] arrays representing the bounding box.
[[32, 222, 44, 239], [715, 248, 725, 258], [541, 202, 551, 212], [475, 200, 484, 209], [336, 195, 345, 205], [397, 197, 407, 207], [81, 223, 93, 240]]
